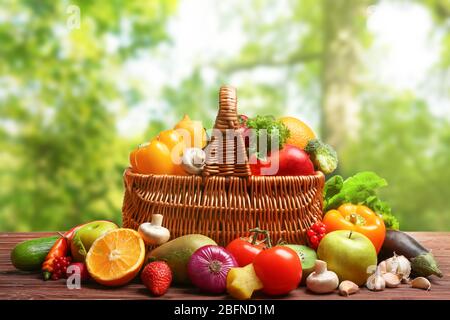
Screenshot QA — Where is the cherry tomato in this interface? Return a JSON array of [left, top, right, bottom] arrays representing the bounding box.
[[253, 246, 302, 296], [226, 238, 266, 267], [310, 235, 318, 244]]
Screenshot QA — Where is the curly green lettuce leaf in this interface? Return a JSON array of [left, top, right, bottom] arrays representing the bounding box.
[[246, 115, 290, 154], [363, 196, 399, 230], [323, 171, 399, 229]]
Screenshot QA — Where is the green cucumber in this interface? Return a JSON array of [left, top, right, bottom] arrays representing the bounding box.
[[10, 236, 59, 271]]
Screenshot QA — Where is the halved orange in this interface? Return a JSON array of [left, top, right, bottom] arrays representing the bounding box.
[[86, 228, 145, 287]]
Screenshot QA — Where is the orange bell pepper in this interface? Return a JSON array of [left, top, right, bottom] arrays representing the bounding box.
[[129, 129, 188, 175], [322, 204, 386, 253]]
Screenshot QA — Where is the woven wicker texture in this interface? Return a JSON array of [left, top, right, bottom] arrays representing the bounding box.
[[122, 85, 325, 246], [122, 170, 324, 246], [203, 85, 251, 177]]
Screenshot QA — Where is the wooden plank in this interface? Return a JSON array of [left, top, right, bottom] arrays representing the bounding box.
[[0, 232, 449, 300]]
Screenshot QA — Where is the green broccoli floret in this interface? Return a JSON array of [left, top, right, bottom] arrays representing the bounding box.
[[304, 139, 338, 174]]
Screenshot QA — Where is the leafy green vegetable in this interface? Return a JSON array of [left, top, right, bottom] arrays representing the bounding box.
[[323, 175, 343, 201], [323, 171, 400, 229], [246, 115, 290, 155]]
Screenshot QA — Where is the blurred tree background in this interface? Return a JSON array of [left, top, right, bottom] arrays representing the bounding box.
[[0, 0, 449, 231]]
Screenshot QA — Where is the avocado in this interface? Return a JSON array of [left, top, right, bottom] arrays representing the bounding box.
[[11, 236, 59, 271], [148, 234, 217, 284], [283, 244, 317, 285]]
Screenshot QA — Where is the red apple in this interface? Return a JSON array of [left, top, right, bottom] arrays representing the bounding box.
[[249, 154, 271, 176], [274, 144, 315, 176], [251, 145, 314, 176]]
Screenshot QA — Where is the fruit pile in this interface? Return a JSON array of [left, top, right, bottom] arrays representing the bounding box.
[[9, 107, 443, 298], [128, 113, 338, 177], [129, 115, 207, 176], [10, 211, 442, 299]]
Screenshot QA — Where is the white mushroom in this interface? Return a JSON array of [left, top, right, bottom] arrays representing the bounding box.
[[306, 260, 339, 294], [181, 148, 205, 175], [138, 214, 170, 245]]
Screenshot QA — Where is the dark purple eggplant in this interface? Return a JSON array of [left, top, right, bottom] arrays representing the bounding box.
[[379, 230, 442, 278]]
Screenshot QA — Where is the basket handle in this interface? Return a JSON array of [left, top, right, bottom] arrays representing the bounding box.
[[203, 85, 251, 178]]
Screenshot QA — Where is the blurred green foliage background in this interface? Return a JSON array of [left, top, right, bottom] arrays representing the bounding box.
[[1, 0, 449, 231]]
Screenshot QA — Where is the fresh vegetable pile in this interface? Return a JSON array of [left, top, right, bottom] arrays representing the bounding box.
[[9, 108, 444, 299], [9, 213, 443, 298], [128, 111, 336, 177]]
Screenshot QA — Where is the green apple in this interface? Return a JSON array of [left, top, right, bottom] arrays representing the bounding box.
[[70, 220, 118, 262], [317, 230, 377, 286]]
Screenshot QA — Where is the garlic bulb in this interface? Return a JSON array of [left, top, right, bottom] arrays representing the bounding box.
[[366, 266, 386, 291], [385, 253, 411, 281], [378, 260, 387, 274]]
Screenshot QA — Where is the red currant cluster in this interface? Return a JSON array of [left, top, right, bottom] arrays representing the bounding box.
[[307, 221, 326, 250], [51, 256, 72, 280]]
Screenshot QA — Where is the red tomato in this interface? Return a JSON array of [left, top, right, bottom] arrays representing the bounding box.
[[253, 246, 302, 296], [225, 238, 266, 267]]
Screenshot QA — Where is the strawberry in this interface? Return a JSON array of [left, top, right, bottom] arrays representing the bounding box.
[[140, 261, 172, 296]]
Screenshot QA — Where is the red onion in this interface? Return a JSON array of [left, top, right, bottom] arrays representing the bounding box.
[[187, 245, 238, 293]]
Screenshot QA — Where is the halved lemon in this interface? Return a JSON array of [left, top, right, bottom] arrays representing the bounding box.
[[86, 228, 145, 286]]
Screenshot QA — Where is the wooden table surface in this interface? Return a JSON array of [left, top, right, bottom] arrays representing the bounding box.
[[0, 232, 449, 300]]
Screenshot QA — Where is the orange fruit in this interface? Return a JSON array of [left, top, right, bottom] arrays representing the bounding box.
[[279, 116, 316, 150], [86, 228, 145, 287]]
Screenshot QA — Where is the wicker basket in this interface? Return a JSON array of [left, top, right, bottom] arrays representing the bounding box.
[[122, 86, 325, 246]]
